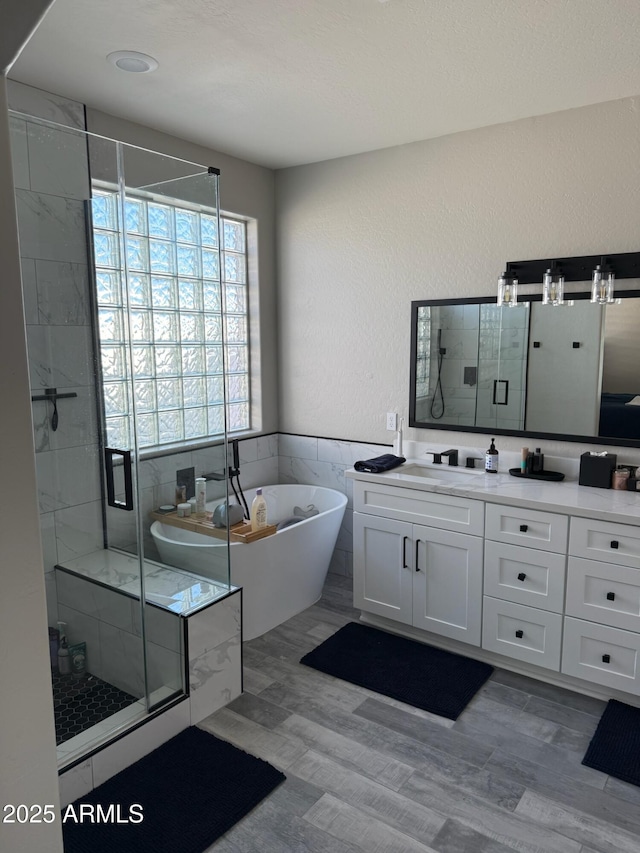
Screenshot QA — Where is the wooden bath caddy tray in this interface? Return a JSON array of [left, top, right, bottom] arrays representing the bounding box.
[[150, 510, 277, 543]]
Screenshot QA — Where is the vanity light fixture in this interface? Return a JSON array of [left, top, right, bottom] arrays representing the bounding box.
[[591, 258, 616, 304], [497, 271, 518, 307], [542, 265, 565, 306], [107, 51, 159, 73], [496, 251, 640, 308]]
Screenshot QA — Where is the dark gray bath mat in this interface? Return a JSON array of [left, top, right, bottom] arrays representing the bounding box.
[[300, 621, 493, 720], [62, 726, 285, 852], [582, 699, 640, 786]]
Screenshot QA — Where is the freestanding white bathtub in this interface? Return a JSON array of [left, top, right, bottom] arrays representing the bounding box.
[[150, 484, 347, 640]]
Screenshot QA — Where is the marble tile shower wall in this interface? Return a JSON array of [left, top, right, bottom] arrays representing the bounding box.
[[8, 83, 100, 626]]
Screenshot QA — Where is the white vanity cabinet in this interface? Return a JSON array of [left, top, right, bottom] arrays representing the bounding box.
[[482, 504, 567, 670], [563, 517, 640, 695], [353, 481, 484, 645], [349, 464, 640, 704]]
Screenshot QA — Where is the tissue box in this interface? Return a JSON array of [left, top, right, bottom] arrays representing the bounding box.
[[579, 452, 617, 488]]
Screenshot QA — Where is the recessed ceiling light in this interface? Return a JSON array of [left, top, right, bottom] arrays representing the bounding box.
[[107, 51, 158, 73]]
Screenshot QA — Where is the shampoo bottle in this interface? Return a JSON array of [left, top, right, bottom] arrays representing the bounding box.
[[250, 488, 268, 531], [485, 438, 499, 474], [57, 622, 71, 676]]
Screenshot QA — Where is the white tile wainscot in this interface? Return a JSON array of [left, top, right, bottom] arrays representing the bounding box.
[[348, 455, 640, 708]]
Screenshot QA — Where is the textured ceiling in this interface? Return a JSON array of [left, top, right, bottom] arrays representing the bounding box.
[[10, 0, 640, 169]]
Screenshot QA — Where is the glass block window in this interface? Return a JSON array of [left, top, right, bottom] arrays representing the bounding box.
[[92, 188, 250, 450]]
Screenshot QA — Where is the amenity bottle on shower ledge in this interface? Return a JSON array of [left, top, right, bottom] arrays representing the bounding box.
[[250, 488, 268, 532]]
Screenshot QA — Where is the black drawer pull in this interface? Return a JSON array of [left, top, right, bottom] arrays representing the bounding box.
[[415, 539, 421, 571], [606, 592, 615, 601], [602, 654, 611, 664], [610, 540, 619, 549], [517, 572, 527, 582], [519, 524, 529, 533], [402, 536, 409, 569], [515, 629, 524, 639]]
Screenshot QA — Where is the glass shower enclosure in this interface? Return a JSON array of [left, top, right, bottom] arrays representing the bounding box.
[[9, 112, 232, 767]]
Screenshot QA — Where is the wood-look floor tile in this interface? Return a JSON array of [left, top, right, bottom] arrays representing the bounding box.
[[206, 794, 362, 853], [491, 670, 607, 717], [515, 788, 640, 853], [290, 749, 447, 844], [522, 695, 602, 734], [431, 818, 520, 853], [198, 574, 639, 852], [277, 713, 415, 791], [479, 679, 531, 710], [198, 707, 307, 771], [354, 697, 495, 767], [485, 750, 640, 834], [304, 793, 439, 852], [262, 681, 524, 810], [399, 771, 582, 853], [458, 694, 562, 743], [226, 691, 293, 730]]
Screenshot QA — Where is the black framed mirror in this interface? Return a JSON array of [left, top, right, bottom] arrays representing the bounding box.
[[409, 288, 640, 448]]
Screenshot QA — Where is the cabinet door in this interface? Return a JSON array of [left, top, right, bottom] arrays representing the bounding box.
[[353, 512, 413, 624], [412, 525, 483, 646]]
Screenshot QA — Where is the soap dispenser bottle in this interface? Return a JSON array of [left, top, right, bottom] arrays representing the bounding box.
[[485, 438, 499, 474]]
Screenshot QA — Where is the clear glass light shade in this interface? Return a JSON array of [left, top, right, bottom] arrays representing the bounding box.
[[497, 273, 518, 307], [542, 269, 565, 306], [591, 265, 615, 304]]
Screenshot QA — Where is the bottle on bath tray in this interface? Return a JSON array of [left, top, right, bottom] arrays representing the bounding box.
[[195, 477, 207, 517], [250, 488, 268, 531]]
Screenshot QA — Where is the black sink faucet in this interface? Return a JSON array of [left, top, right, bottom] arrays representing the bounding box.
[[441, 449, 459, 466]]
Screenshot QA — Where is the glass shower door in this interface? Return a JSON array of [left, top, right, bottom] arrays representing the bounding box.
[[92, 141, 231, 712], [10, 111, 231, 763]]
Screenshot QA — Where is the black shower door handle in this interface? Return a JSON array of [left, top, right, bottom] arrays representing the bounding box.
[[492, 379, 509, 406], [105, 447, 134, 511]]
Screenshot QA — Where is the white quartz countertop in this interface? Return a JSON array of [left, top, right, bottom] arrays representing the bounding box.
[[346, 460, 640, 525]]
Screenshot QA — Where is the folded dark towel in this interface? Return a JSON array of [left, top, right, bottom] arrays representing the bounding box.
[[354, 454, 406, 473]]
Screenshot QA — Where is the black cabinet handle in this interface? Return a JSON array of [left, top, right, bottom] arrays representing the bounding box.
[[415, 539, 421, 572], [606, 591, 615, 601], [517, 572, 527, 582], [401, 536, 409, 569], [515, 630, 524, 639], [105, 447, 134, 511], [602, 654, 611, 664], [610, 540, 619, 549], [519, 524, 528, 533]]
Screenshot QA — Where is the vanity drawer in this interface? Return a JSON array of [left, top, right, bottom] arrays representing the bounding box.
[[484, 541, 566, 613], [562, 616, 640, 696], [353, 481, 483, 535], [566, 557, 640, 633], [482, 596, 562, 671], [485, 503, 568, 553], [569, 517, 640, 570]]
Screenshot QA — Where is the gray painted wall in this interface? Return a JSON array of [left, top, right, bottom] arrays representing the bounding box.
[[275, 95, 640, 456]]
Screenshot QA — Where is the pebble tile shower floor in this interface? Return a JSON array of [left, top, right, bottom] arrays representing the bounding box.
[[198, 574, 640, 853], [53, 672, 136, 746]]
